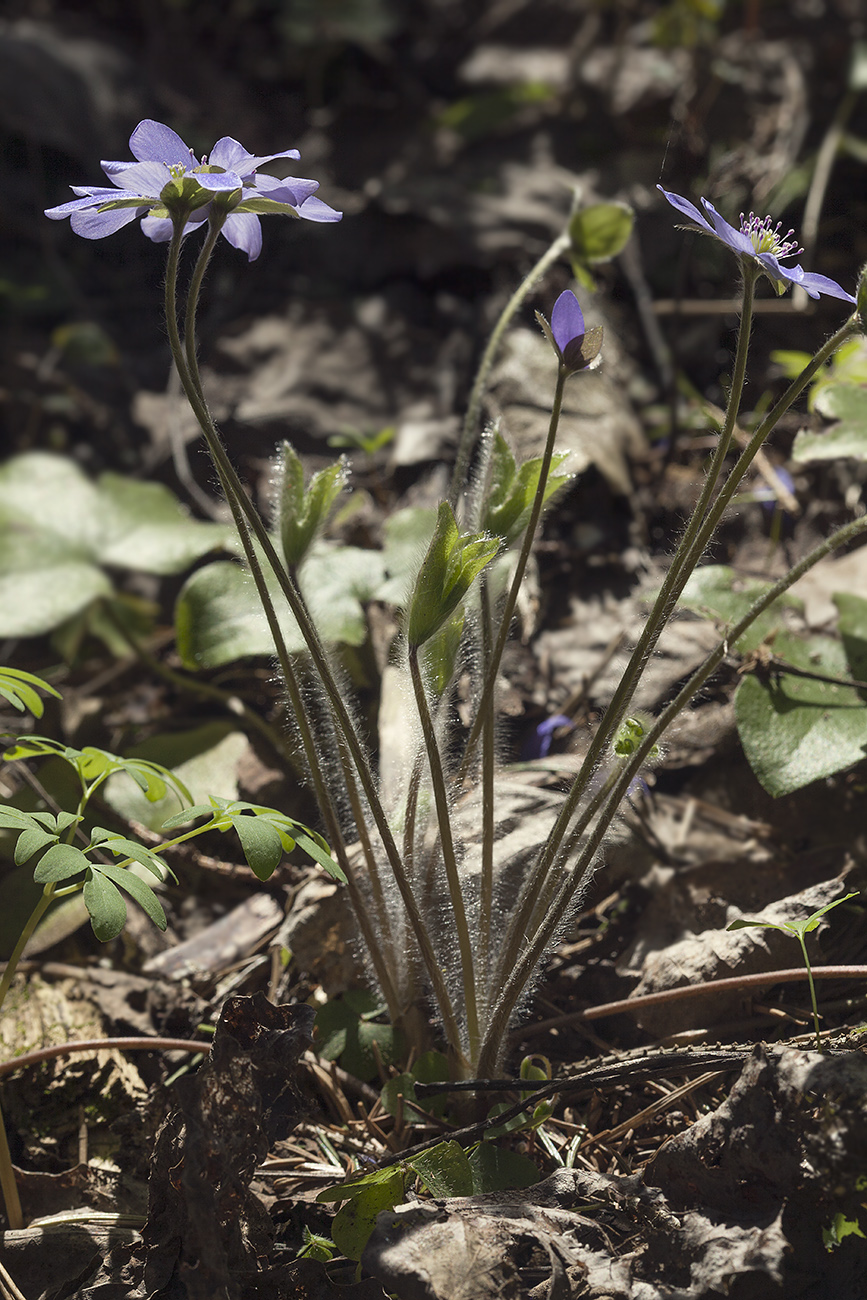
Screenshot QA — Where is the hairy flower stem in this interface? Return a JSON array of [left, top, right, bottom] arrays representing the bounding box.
[[478, 577, 496, 1002], [497, 269, 760, 945], [165, 220, 404, 1018], [458, 365, 569, 786], [449, 231, 571, 508], [678, 314, 860, 574], [409, 646, 480, 1062], [165, 221, 463, 1051], [477, 509, 867, 1075]]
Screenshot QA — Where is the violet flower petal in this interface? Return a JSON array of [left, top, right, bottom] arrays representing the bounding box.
[[254, 173, 320, 206], [292, 194, 343, 223], [656, 186, 714, 233], [699, 199, 755, 257], [550, 290, 585, 352], [70, 205, 144, 239], [220, 212, 263, 261], [130, 119, 195, 167], [209, 136, 300, 174]]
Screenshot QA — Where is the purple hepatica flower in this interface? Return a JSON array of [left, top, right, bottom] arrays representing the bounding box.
[[657, 186, 855, 304], [45, 119, 341, 262], [538, 290, 603, 375]]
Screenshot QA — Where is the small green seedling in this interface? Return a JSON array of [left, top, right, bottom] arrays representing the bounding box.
[[727, 893, 860, 1051]]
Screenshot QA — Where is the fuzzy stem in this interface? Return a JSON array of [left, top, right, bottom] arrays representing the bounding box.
[[409, 646, 479, 1063], [164, 221, 462, 1049], [165, 220, 403, 1017], [458, 364, 569, 784], [449, 232, 571, 507], [477, 576, 496, 1006], [496, 267, 760, 950], [477, 508, 867, 1075]]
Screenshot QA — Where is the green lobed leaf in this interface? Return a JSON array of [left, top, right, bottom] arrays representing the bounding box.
[[735, 631, 867, 795], [33, 843, 91, 883], [792, 385, 867, 464], [678, 564, 801, 653], [0, 453, 230, 639], [315, 992, 401, 1082], [83, 869, 127, 941], [91, 862, 167, 931]]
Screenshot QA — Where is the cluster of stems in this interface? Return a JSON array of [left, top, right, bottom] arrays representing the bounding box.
[[164, 215, 863, 1081]]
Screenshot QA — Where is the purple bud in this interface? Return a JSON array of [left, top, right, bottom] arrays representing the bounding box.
[[550, 290, 585, 353]]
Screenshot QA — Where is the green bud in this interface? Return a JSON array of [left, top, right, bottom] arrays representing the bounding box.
[[482, 431, 571, 545], [856, 262, 867, 333], [568, 202, 634, 265], [277, 442, 347, 570], [406, 502, 500, 647]]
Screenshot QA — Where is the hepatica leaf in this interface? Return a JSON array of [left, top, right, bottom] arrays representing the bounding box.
[[0, 452, 231, 638], [735, 630, 867, 795], [792, 385, 867, 464], [678, 564, 801, 653]]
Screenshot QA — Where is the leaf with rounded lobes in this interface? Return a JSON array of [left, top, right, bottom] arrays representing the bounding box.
[[735, 631, 867, 795], [468, 1142, 539, 1193], [0, 453, 231, 639], [678, 564, 802, 654], [92, 862, 167, 931], [326, 1166, 407, 1261], [83, 869, 127, 941], [792, 385, 867, 464], [33, 843, 91, 883], [569, 201, 634, 264], [14, 826, 60, 866]]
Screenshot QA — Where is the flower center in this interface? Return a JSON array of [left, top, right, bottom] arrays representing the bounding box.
[[739, 212, 803, 261]]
